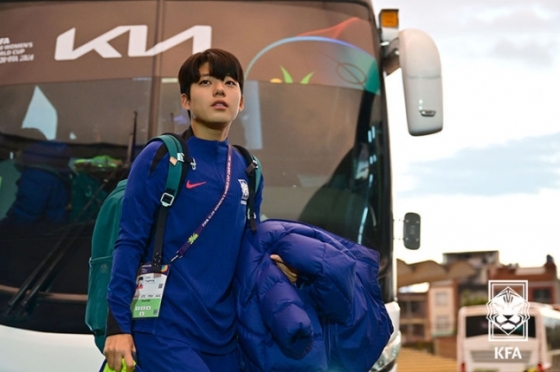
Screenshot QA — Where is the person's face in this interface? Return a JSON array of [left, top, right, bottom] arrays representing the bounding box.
[[181, 62, 244, 129]]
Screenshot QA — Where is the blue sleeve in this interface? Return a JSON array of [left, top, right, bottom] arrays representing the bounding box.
[[107, 142, 168, 334]]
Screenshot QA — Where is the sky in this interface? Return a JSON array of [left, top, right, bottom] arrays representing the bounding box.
[[374, 0, 560, 267]]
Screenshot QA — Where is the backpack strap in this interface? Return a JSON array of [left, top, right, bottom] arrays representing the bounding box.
[[147, 130, 192, 272], [233, 145, 260, 231]]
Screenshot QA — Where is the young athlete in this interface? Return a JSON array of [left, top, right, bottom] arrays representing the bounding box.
[[102, 48, 263, 372]]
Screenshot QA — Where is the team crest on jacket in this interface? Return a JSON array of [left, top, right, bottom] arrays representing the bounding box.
[[238, 179, 249, 205]]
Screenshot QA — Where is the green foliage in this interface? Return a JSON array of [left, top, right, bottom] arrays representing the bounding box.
[[461, 290, 488, 306], [279, 67, 314, 84]]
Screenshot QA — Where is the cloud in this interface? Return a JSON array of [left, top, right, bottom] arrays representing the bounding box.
[[394, 189, 560, 266], [375, 0, 560, 267], [377, 0, 560, 34], [399, 132, 560, 196], [488, 38, 557, 67], [376, 1, 560, 69]]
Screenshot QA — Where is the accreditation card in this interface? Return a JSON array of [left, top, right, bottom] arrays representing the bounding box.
[[131, 264, 170, 318]]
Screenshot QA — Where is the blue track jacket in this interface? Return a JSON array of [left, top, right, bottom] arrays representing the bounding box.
[[107, 135, 262, 354], [235, 219, 393, 371]]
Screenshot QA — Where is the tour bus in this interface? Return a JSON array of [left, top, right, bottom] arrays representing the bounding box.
[[457, 303, 560, 372], [0, 0, 442, 370]]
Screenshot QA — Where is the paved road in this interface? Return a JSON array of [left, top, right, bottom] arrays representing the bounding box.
[[397, 347, 457, 372]]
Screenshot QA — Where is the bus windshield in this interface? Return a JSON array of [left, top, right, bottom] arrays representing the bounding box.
[[466, 315, 536, 338], [159, 78, 385, 246]]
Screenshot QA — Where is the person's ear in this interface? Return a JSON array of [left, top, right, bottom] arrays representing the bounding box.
[[239, 95, 245, 112], [181, 93, 190, 110]]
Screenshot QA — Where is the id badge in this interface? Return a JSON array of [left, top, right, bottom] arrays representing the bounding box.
[[131, 264, 170, 318]]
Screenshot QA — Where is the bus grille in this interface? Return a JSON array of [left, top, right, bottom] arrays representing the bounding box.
[[470, 350, 532, 363]]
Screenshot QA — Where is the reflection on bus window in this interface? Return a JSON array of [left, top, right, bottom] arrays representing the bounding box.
[[22, 86, 57, 141], [466, 315, 536, 339], [0, 129, 71, 227]]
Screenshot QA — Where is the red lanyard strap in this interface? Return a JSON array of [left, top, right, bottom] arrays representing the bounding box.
[[170, 145, 232, 263]]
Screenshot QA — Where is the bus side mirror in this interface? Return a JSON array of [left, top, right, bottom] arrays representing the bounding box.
[[399, 29, 443, 136], [403, 212, 420, 249]]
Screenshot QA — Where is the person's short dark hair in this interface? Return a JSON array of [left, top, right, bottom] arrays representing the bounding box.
[[178, 48, 244, 98]]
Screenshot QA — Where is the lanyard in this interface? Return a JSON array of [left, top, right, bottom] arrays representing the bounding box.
[[170, 145, 232, 263]]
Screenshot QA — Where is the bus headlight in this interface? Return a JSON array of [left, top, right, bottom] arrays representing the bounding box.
[[370, 330, 401, 371]]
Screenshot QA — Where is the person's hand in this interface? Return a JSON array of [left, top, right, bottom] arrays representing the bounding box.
[[103, 334, 136, 372], [270, 254, 298, 283]]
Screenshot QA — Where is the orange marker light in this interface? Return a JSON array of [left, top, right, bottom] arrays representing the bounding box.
[[379, 9, 399, 28]]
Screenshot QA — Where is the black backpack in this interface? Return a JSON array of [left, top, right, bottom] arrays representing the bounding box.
[[85, 131, 261, 352]]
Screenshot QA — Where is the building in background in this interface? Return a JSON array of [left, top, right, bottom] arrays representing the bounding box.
[[397, 252, 560, 360], [489, 254, 560, 304], [398, 288, 429, 345]]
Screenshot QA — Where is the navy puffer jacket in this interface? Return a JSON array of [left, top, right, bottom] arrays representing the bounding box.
[[235, 219, 393, 372]]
